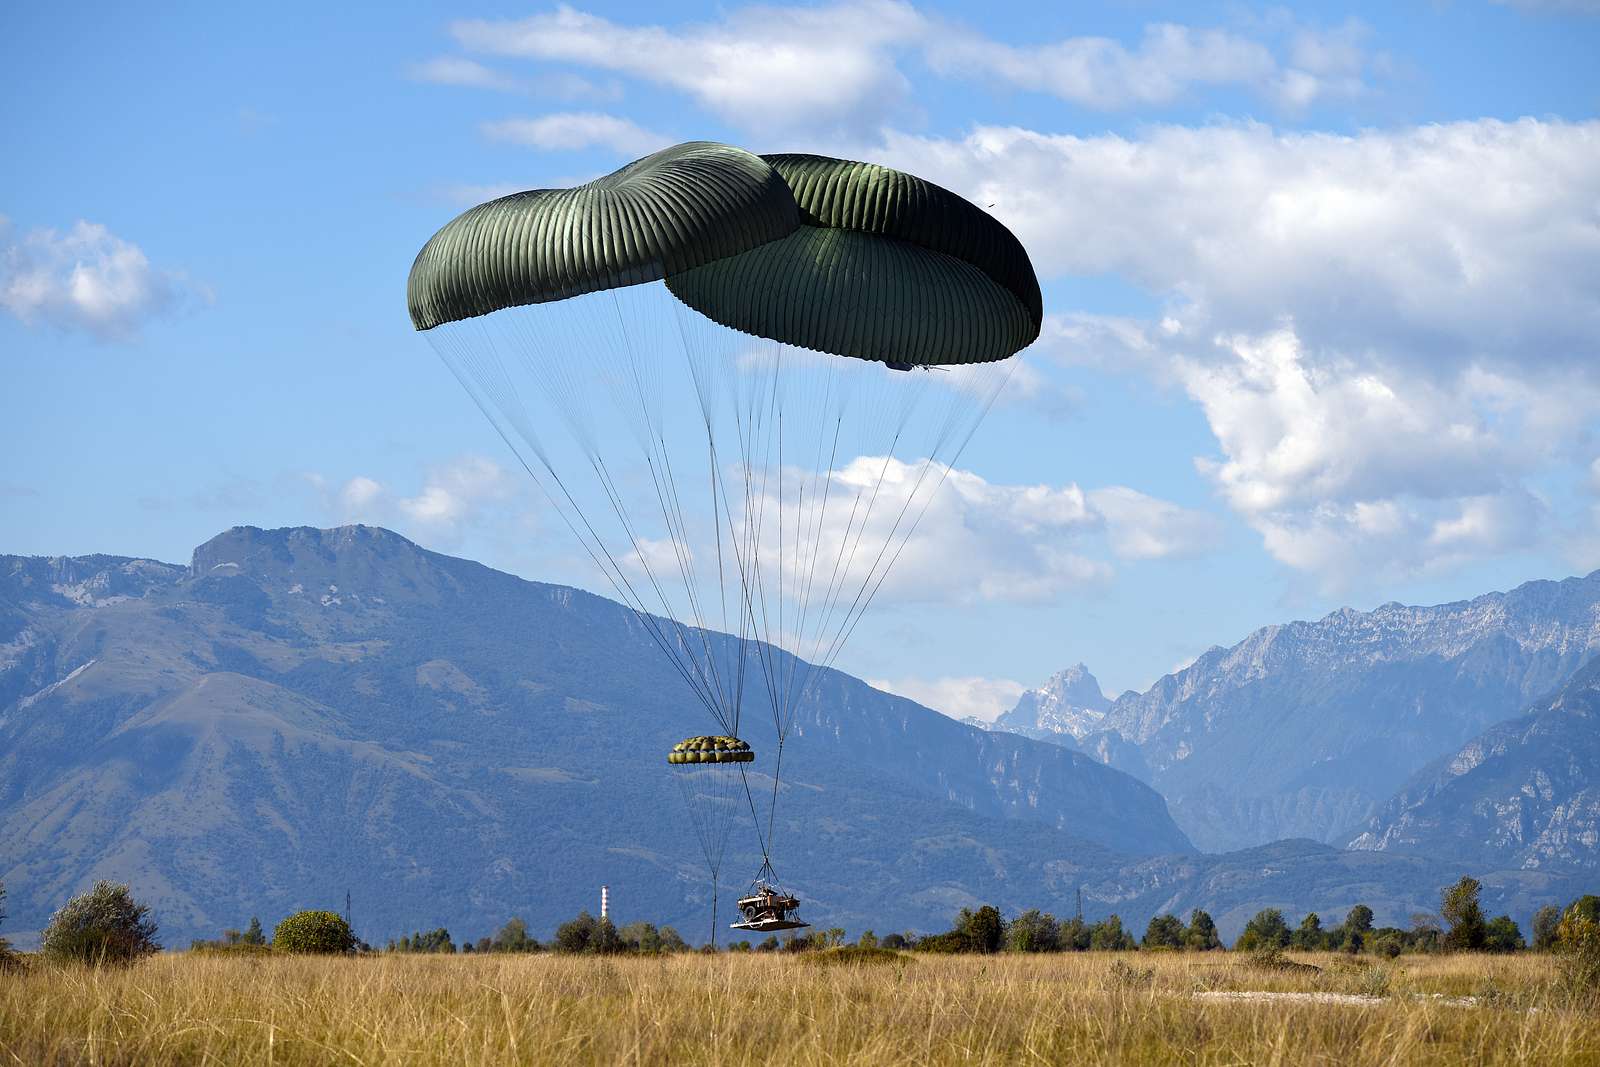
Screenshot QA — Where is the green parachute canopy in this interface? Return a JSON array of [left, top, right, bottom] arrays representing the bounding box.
[[406, 141, 1040, 367], [406, 141, 798, 331], [667, 153, 1041, 366], [667, 736, 756, 764]]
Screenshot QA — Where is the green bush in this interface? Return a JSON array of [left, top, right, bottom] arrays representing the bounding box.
[[1292, 913, 1326, 951], [1142, 913, 1184, 950], [1089, 915, 1137, 951], [40, 881, 160, 965], [272, 910, 356, 954], [1484, 915, 1525, 953], [1184, 910, 1223, 951], [1556, 897, 1600, 996], [1441, 877, 1487, 951], [1369, 931, 1405, 959], [1532, 905, 1563, 951], [553, 911, 620, 954], [1234, 908, 1292, 952], [1006, 909, 1060, 952]]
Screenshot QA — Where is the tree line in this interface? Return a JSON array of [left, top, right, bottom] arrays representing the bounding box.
[[6, 874, 1597, 974]]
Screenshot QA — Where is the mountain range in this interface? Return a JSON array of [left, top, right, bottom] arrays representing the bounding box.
[[0, 526, 1185, 948], [991, 574, 1600, 853], [1, 526, 1592, 950], [1347, 656, 1600, 872]]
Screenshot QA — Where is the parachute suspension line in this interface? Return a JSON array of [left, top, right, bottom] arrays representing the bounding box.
[[609, 293, 739, 727], [562, 290, 753, 738], [735, 763, 786, 890], [672, 758, 742, 947], [664, 316, 1000, 882], [830, 360, 1020, 664], [435, 283, 1019, 907], [428, 330, 731, 732], [671, 318, 803, 885], [431, 306, 747, 738]]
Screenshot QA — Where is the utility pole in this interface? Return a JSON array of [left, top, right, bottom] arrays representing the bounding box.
[[345, 890, 353, 934], [1076, 887, 1083, 922]]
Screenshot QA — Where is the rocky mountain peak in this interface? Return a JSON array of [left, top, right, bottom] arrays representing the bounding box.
[[189, 524, 420, 578], [992, 662, 1110, 741], [1044, 663, 1110, 711]]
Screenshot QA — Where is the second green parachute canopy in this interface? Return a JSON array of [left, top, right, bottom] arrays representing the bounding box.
[[410, 140, 1040, 935]]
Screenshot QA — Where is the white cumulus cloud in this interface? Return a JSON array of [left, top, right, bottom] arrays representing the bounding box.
[[410, 56, 525, 92], [927, 19, 1374, 113], [1, 218, 193, 341], [446, 4, 1374, 139], [877, 119, 1600, 375], [313, 457, 520, 546], [755, 456, 1218, 609], [870, 118, 1600, 589], [481, 112, 671, 155], [1086, 486, 1226, 561], [869, 674, 1026, 722], [453, 2, 923, 138]]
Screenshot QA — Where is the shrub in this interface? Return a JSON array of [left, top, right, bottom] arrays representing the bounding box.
[[553, 911, 619, 954], [1058, 917, 1091, 952], [1358, 964, 1393, 998], [41, 881, 160, 965], [1234, 909, 1291, 952], [956, 906, 1005, 954], [489, 917, 539, 953], [1332, 904, 1375, 953], [1556, 897, 1600, 996], [1007, 909, 1060, 953], [916, 906, 1006, 954], [190, 915, 274, 954], [272, 910, 356, 954], [616, 921, 687, 955], [1369, 931, 1404, 959], [1249, 945, 1321, 974], [1089, 915, 1136, 951], [1292, 913, 1326, 951], [1484, 915, 1525, 953], [1106, 958, 1153, 989], [394, 928, 455, 953], [1184, 910, 1222, 951], [1409, 914, 1443, 953], [1441, 877, 1487, 951], [1532, 905, 1563, 951], [1142, 914, 1184, 950]]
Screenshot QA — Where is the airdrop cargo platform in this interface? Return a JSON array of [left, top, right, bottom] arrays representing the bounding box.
[[730, 886, 808, 932]]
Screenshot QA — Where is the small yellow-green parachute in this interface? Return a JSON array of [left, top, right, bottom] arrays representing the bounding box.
[[667, 736, 756, 764]]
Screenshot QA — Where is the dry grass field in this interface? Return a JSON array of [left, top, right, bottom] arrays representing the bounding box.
[[3, 950, 1597, 1066]]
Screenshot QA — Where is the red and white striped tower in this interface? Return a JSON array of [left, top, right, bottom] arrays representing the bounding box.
[[601, 885, 610, 920]]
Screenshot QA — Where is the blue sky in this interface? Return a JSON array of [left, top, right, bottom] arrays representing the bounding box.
[[3, 1, 1598, 716]]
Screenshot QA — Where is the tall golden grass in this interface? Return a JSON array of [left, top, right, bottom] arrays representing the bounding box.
[[2, 950, 1595, 1065]]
